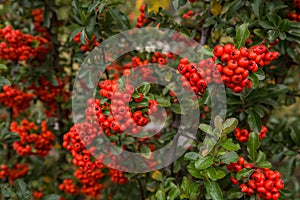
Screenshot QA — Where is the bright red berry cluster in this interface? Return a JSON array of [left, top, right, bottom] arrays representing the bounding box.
[[33, 190, 43, 199], [74, 168, 104, 197], [63, 122, 128, 198], [0, 26, 50, 62], [137, 5, 147, 28], [234, 125, 267, 142], [213, 44, 279, 93], [59, 179, 79, 195], [177, 57, 217, 95], [227, 156, 253, 173], [98, 80, 158, 135], [28, 76, 70, 117], [228, 157, 284, 200], [0, 85, 34, 117], [0, 163, 29, 185], [182, 10, 195, 19], [0, 165, 8, 179], [73, 32, 99, 52], [31, 8, 50, 40], [10, 119, 55, 157], [287, 12, 300, 22]]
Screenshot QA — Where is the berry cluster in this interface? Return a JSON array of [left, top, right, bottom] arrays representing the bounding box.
[[0, 26, 50, 62], [0, 85, 34, 117], [182, 10, 195, 19], [0, 163, 29, 185], [228, 157, 284, 200], [63, 122, 128, 198], [73, 32, 99, 52], [189, 0, 197, 2], [0, 165, 8, 178], [213, 44, 279, 93], [29, 76, 70, 117], [287, 12, 300, 22], [74, 169, 104, 197], [98, 80, 158, 134], [227, 156, 253, 172], [31, 8, 50, 40], [177, 58, 215, 95], [137, 5, 147, 28], [294, 0, 300, 9], [33, 190, 43, 199], [59, 179, 79, 195], [10, 119, 55, 157], [234, 126, 267, 142]]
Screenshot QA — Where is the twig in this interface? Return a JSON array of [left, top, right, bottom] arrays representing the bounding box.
[[195, 7, 212, 52], [137, 180, 145, 200]]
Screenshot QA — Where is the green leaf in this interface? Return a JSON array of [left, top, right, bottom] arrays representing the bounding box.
[[195, 156, 214, 170], [123, 137, 135, 145], [285, 157, 296, 176], [248, 73, 259, 88], [236, 168, 254, 180], [108, 8, 130, 30], [223, 118, 238, 134], [187, 163, 204, 179], [251, 0, 263, 19], [181, 177, 189, 193], [139, 83, 151, 95], [155, 96, 171, 107], [221, 139, 240, 151], [88, 1, 100, 12], [255, 150, 266, 163], [247, 132, 260, 162], [199, 124, 213, 135], [214, 115, 223, 130], [184, 152, 199, 161], [14, 179, 27, 197], [256, 161, 272, 168], [219, 151, 239, 164], [0, 76, 11, 86], [247, 110, 262, 133], [235, 23, 250, 49], [0, 132, 20, 144], [225, 0, 243, 19], [207, 167, 226, 181], [170, 104, 183, 114], [226, 188, 243, 199], [168, 187, 180, 200], [204, 180, 223, 200], [0, 64, 7, 70], [198, 47, 214, 57], [86, 13, 96, 38], [80, 29, 86, 44], [268, 30, 279, 41], [254, 68, 265, 80], [42, 194, 60, 200], [267, 13, 281, 27], [258, 21, 275, 29], [189, 182, 201, 199], [215, 170, 226, 179], [156, 190, 166, 200]]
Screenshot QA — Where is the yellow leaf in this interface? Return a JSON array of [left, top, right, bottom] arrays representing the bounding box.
[[210, 0, 222, 16], [151, 170, 163, 181], [43, 176, 51, 183], [213, 31, 221, 40], [220, 36, 234, 44]]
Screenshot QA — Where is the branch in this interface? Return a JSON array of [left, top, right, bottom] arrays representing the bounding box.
[[195, 7, 212, 52], [137, 180, 145, 200]]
